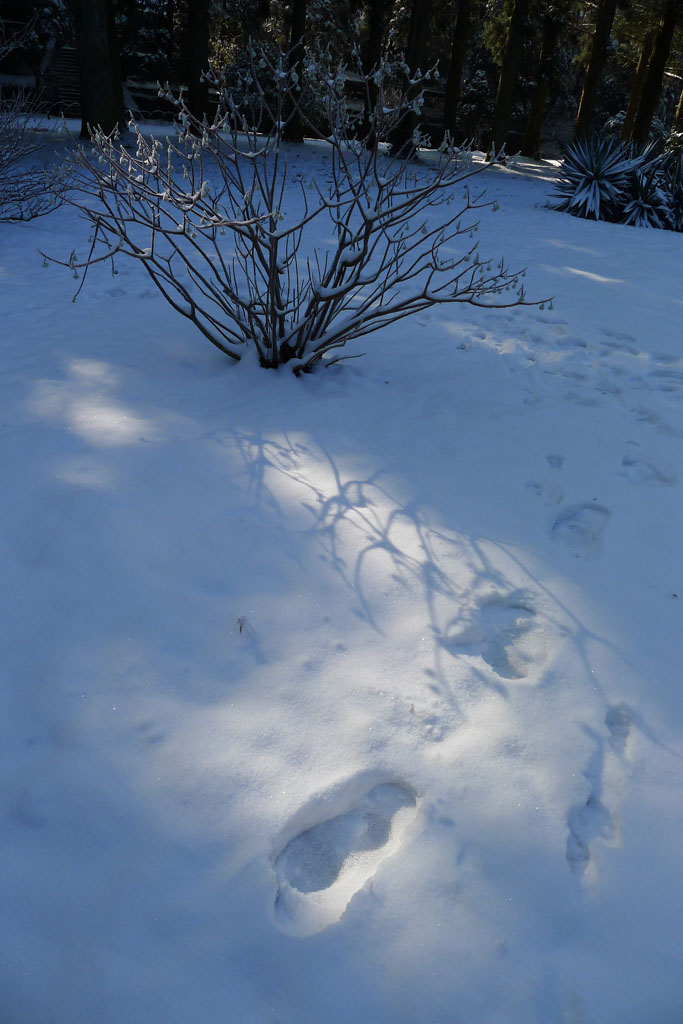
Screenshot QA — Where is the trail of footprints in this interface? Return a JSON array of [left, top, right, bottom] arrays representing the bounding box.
[[519, 320, 683, 435], [269, 590, 548, 933], [269, 441, 656, 931], [270, 681, 635, 932], [566, 705, 634, 880], [525, 439, 678, 559], [527, 448, 613, 559], [270, 705, 636, 935]]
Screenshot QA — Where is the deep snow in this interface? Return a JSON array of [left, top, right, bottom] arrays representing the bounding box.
[[1, 133, 682, 1024]]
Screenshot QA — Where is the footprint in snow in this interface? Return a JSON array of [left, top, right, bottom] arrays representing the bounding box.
[[647, 368, 683, 394], [566, 729, 614, 880], [605, 703, 634, 757], [272, 780, 418, 936], [526, 479, 564, 506], [566, 708, 634, 879], [566, 787, 614, 878], [621, 454, 677, 487], [632, 404, 682, 437], [598, 327, 639, 355], [554, 334, 587, 350], [551, 503, 610, 558], [525, 455, 565, 505], [441, 592, 547, 681]]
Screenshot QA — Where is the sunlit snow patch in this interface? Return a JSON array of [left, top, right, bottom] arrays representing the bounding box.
[[272, 781, 418, 937]]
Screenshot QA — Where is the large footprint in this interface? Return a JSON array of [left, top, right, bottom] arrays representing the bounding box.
[[272, 781, 418, 937], [551, 503, 610, 558], [441, 592, 547, 681]]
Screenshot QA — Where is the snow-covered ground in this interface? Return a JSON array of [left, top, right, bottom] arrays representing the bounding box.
[[1, 137, 682, 1024]]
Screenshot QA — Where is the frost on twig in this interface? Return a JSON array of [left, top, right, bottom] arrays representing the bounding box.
[[50, 45, 537, 373]]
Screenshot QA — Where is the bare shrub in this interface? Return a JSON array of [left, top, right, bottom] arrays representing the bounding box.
[[51, 48, 536, 373], [0, 18, 62, 222], [0, 90, 64, 220]]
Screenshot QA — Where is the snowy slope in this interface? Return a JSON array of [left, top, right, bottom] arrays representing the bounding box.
[[1, 140, 682, 1024]]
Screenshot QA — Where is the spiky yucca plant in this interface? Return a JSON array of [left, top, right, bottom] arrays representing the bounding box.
[[551, 136, 643, 221], [621, 164, 672, 228], [660, 147, 683, 231]]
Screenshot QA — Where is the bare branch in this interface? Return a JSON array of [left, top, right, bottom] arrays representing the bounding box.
[[49, 45, 542, 371]]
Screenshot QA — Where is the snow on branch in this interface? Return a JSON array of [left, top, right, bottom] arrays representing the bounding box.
[[49, 45, 539, 372]]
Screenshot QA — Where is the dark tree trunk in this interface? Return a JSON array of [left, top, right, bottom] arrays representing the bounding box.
[[486, 0, 528, 160], [362, 0, 391, 141], [70, 0, 124, 137], [389, 0, 434, 155], [282, 0, 307, 143], [621, 28, 656, 141], [366, 0, 388, 70], [404, 0, 433, 80], [187, 0, 210, 122], [573, 0, 617, 140], [632, 0, 681, 146], [441, 0, 473, 141], [521, 7, 563, 159]]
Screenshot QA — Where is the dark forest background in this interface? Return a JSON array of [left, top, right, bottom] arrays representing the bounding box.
[[2, 0, 683, 156]]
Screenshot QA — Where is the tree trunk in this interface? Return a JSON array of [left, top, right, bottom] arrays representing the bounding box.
[[187, 0, 210, 122], [573, 0, 618, 140], [389, 0, 434, 155], [366, 0, 388, 70], [632, 0, 681, 146], [282, 0, 307, 143], [486, 0, 528, 160], [441, 0, 473, 141], [363, 0, 391, 142], [621, 28, 656, 141], [70, 0, 124, 137], [521, 8, 562, 158], [674, 81, 683, 129]]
